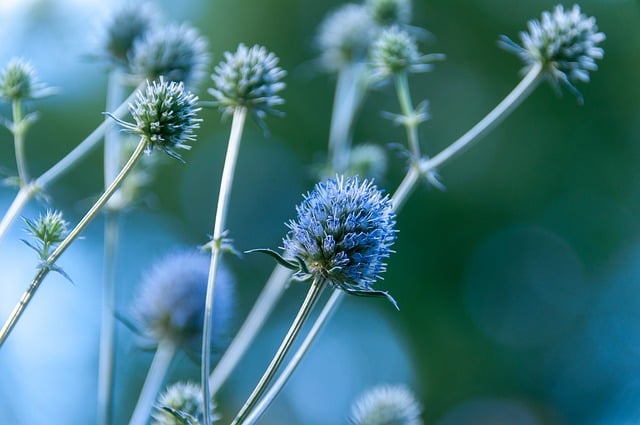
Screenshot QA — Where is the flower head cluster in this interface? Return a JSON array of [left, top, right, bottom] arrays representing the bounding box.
[[316, 3, 377, 71], [365, 0, 412, 26], [369, 26, 442, 80], [350, 384, 423, 425], [153, 381, 219, 425], [499, 4, 605, 101], [111, 78, 201, 161], [131, 250, 234, 350], [283, 176, 396, 295], [22, 210, 68, 261], [99, 3, 160, 68], [0, 58, 53, 102], [209, 44, 286, 122], [129, 23, 210, 88]]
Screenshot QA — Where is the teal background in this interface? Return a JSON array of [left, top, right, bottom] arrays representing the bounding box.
[[1, 0, 640, 424]]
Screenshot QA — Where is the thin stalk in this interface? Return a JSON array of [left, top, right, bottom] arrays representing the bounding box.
[[394, 72, 421, 160], [201, 106, 248, 425], [0, 82, 142, 243], [12, 99, 30, 185], [208, 264, 292, 394], [127, 340, 177, 425], [97, 70, 129, 425], [230, 277, 326, 425], [0, 138, 148, 348], [420, 63, 543, 172], [242, 289, 344, 425]]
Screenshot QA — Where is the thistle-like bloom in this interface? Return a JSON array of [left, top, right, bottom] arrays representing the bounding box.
[[208, 43, 286, 122], [499, 4, 605, 101], [131, 250, 234, 350], [369, 26, 442, 80], [129, 23, 210, 88], [283, 176, 396, 298], [111, 78, 201, 161], [22, 210, 68, 261], [350, 384, 423, 425], [152, 381, 219, 425], [365, 0, 412, 26], [0, 58, 53, 101], [316, 3, 377, 72], [98, 2, 160, 68]]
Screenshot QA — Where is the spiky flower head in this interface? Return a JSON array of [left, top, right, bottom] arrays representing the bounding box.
[[316, 3, 377, 72], [99, 2, 160, 68], [369, 26, 442, 80], [111, 78, 201, 161], [131, 250, 234, 350], [208, 44, 286, 122], [153, 381, 219, 425], [499, 4, 605, 102], [0, 58, 53, 101], [129, 23, 210, 88], [22, 210, 68, 261], [365, 0, 412, 26], [350, 384, 423, 425], [283, 176, 396, 302]]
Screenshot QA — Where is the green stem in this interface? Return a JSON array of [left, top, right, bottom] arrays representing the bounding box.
[[201, 106, 248, 425], [12, 99, 30, 185], [394, 72, 421, 160], [0, 138, 148, 349], [127, 340, 177, 425], [230, 277, 326, 425]]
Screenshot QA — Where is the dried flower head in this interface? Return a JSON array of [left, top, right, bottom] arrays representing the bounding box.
[[99, 2, 160, 68], [131, 250, 234, 350], [111, 78, 201, 161], [350, 384, 423, 425], [153, 381, 219, 425], [365, 0, 412, 26], [499, 4, 605, 102], [282, 176, 397, 305], [0, 58, 53, 101], [208, 43, 286, 122], [316, 3, 377, 72], [129, 23, 210, 88], [369, 26, 442, 80], [22, 210, 68, 261]]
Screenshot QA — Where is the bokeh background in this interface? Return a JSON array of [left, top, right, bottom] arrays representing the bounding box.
[[1, 0, 639, 424]]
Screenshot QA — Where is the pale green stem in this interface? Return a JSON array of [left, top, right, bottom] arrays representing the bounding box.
[[127, 340, 177, 425], [97, 71, 129, 425], [0, 82, 142, 243], [12, 99, 30, 185], [394, 72, 421, 160], [0, 138, 148, 348], [201, 106, 248, 425], [208, 264, 292, 394], [230, 277, 326, 425], [242, 289, 344, 425]]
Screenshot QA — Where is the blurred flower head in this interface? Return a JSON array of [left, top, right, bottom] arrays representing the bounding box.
[[347, 144, 388, 181], [499, 4, 605, 102], [316, 3, 377, 72], [350, 384, 423, 425], [129, 23, 210, 89], [131, 250, 234, 351], [111, 78, 201, 161], [208, 43, 286, 123], [365, 0, 412, 26], [0, 58, 54, 102], [98, 2, 161, 69], [283, 176, 396, 291], [152, 381, 219, 425]]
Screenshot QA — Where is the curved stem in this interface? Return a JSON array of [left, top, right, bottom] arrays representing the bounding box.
[[243, 289, 344, 425], [201, 106, 247, 425], [12, 99, 30, 185], [127, 340, 177, 425], [208, 264, 292, 394], [230, 277, 326, 425], [0, 138, 148, 349]]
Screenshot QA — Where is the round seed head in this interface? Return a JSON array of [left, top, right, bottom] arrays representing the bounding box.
[[350, 384, 423, 425], [316, 3, 377, 72], [283, 175, 396, 289], [369, 26, 437, 80], [152, 381, 219, 425], [208, 43, 286, 121], [0, 58, 52, 101], [129, 23, 210, 88], [365, 0, 412, 26]]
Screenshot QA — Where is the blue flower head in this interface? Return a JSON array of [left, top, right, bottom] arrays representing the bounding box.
[[131, 250, 234, 351], [350, 384, 423, 425], [283, 176, 397, 304]]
